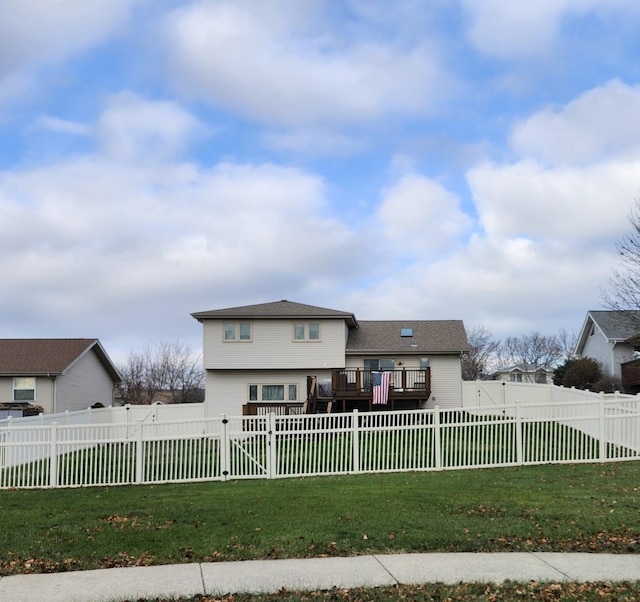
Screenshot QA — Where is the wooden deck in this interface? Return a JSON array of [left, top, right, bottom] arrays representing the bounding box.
[[243, 368, 432, 415], [328, 368, 431, 412], [621, 358, 640, 392]]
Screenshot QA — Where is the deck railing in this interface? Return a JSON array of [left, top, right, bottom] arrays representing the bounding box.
[[332, 368, 430, 395]]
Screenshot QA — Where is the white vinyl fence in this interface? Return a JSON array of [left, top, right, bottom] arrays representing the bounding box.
[[1, 397, 639, 489]]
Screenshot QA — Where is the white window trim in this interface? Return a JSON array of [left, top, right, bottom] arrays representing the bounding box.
[[13, 377, 36, 402], [223, 321, 252, 342], [292, 322, 321, 342], [248, 383, 299, 402]]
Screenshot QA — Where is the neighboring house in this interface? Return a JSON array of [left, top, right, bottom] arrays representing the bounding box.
[[575, 310, 640, 379], [191, 300, 469, 416], [493, 364, 554, 384], [0, 339, 122, 416]]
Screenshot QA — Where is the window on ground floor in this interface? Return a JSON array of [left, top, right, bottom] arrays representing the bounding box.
[[13, 377, 36, 402], [248, 383, 298, 402]]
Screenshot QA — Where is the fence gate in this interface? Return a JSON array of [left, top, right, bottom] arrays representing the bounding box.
[[222, 415, 272, 480]]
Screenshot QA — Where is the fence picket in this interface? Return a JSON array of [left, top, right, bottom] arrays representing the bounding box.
[[1, 397, 639, 489]]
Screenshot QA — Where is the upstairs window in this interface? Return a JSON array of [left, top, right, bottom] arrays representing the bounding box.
[[293, 322, 320, 341], [13, 377, 36, 402], [224, 322, 251, 341]]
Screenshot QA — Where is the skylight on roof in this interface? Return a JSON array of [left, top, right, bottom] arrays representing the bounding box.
[[400, 328, 413, 337]]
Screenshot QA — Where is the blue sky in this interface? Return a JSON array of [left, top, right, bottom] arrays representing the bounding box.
[[2, 0, 640, 363]]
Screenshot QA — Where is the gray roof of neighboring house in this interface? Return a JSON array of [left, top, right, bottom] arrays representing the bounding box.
[[0, 339, 122, 382], [495, 364, 554, 374], [346, 320, 469, 355], [192, 300, 358, 327], [587, 310, 640, 340]]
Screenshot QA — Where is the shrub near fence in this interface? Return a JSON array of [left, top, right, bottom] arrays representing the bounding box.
[[1, 399, 639, 489]]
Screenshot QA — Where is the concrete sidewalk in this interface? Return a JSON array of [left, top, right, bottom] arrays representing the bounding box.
[[1, 553, 639, 602]]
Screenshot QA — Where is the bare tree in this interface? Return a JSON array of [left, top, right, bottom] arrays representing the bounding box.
[[118, 340, 204, 405], [461, 326, 500, 380], [602, 199, 640, 330], [496, 332, 563, 375], [557, 328, 578, 362]]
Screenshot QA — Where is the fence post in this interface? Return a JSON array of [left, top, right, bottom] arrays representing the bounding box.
[[135, 419, 144, 484], [434, 406, 441, 470], [49, 422, 58, 488], [267, 413, 277, 479], [599, 396, 606, 462], [351, 410, 360, 474], [515, 401, 523, 465], [220, 415, 230, 481]]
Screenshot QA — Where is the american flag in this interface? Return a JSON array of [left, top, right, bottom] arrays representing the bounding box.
[[372, 371, 391, 405]]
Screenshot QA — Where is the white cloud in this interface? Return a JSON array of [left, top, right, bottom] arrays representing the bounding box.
[[0, 0, 140, 99], [96, 92, 205, 162], [376, 174, 473, 256], [467, 158, 638, 245], [460, 0, 640, 60], [160, 0, 446, 127], [262, 127, 364, 156], [0, 126, 370, 350], [31, 115, 91, 136], [511, 80, 640, 165]]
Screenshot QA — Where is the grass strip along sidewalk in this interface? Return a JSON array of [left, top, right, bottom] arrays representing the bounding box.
[[1, 461, 638, 577]]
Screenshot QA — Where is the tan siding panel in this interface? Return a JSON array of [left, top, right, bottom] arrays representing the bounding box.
[[428, 356, 462, 409], [202, 319, 346, 370], [205, 370, 316, 416]]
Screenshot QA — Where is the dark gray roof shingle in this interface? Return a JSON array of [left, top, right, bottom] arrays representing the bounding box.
[[192, 300, 358, 327], [346, 320, 468, 354], [588, 310, 640, 340]]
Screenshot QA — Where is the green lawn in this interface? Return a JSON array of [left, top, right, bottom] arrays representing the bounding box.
[[1, 461, 639, 577]]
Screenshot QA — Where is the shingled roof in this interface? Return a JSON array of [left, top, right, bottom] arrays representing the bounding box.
[[346, 320, 468, 355], [192, 300, 358, 327], [0, 339, 122, 381]]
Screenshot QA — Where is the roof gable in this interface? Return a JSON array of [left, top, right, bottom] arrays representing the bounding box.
[[192, 300, 358, 327], [346, 320, 468, 354], [0, 339, 121, 382], [576, 310, 640, 353]]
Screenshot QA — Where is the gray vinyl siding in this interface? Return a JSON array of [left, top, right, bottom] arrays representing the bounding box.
[[55, 351, 115, 412], [612, 343, 634, 377], [202, 319, 347, 370], [581, 328, 614, 374]]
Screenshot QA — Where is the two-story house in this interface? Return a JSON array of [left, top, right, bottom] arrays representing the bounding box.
[[192, 300, 469, 416]]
